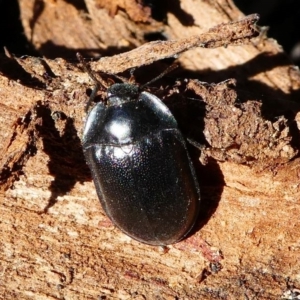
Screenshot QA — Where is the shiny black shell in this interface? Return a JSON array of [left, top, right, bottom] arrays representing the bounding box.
[[82, 83, 200, 245]]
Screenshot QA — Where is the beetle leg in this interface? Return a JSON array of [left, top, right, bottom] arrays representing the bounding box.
[[85, 81, 100, 113], [186, 137, 206, 150]]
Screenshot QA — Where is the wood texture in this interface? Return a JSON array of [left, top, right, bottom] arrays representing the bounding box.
[[0, 0, 300, 299]]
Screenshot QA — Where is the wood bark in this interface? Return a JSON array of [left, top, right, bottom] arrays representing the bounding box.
[[0, 0, 300, 299]]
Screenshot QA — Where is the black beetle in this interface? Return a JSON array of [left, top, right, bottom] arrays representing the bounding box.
[[78, 54, 201, 245]]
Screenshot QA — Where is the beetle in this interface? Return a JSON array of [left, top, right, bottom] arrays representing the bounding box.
[[77, 54, 201, 245]]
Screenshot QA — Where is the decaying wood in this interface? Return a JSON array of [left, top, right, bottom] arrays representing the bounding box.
[[1, 0, 300, 299]]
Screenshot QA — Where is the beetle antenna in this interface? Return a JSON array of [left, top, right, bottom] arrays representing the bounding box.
[[140, 64, 178, 89], [77, 53, 109, 112], [77, 53, 108, 88], [128, 68, 136, 84]]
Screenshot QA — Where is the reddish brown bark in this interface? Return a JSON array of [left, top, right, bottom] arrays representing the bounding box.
[[0, 0, 300, 299]]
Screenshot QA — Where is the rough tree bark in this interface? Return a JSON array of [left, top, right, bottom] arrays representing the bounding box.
[[0, 0, 300, 299]]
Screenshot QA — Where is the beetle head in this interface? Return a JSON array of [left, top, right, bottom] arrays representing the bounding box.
[[107, 83, 139, 106]]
